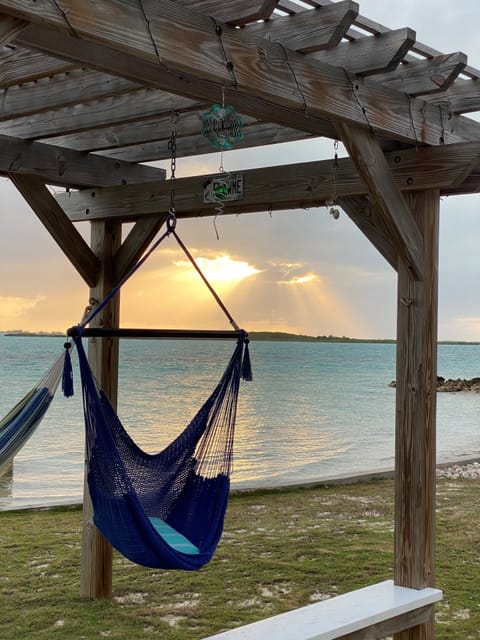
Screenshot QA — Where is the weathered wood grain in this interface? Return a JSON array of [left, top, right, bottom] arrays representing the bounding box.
[[312, 0, 480, 79], [0, 133, 166, 187], [427, 78, 480, 113], [174, 0, 279, 25], [337, 124, 425, 279], [8, 174, 99, 286], [95, 122, 314, 163], [7, 1, 480, 145], [313, 28, 416, 75], [0, 14, 27, 45], [0, 69, 141, 121], [246, 1, 359, 53], [56, 141, 480, 221], [45, 109, 255, 153], [442, 166, 480, 196], [394, 190, 439, 640], [115, 215, 168, 283], [80, 219, 121, 600], [0, 86, 199, 140], [377, 52, 467, 97], [0, 44, 77, 87]]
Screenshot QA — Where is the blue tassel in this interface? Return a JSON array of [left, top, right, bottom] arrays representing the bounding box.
[[241, 340, 252, 381], [62, 343, 74, 397]]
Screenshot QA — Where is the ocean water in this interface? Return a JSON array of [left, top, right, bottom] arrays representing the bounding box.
[[1, 334, 480, 510]]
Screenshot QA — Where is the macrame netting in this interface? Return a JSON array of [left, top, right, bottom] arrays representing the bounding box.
[[74, 332, 249, 569]]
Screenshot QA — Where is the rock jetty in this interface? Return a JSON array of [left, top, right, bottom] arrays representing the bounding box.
[[389, 376, 480, 391]]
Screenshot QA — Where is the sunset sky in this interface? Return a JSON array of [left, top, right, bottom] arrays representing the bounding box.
[[1, 0, 480, 340]]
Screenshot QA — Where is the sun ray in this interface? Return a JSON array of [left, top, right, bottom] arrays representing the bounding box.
[[120, 252, 260, 329]]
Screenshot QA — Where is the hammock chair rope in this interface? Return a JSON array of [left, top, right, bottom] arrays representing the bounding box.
[[64, 205, 251, 570], [73, 327, 248, 569], [62, 112, 252, 568]]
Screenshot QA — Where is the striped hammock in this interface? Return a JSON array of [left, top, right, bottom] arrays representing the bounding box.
[[0, 351, 66, 476]]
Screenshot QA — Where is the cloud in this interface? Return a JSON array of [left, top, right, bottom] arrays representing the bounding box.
[[439, 316, 480, 342], [0, 295, 46, 327], [1, 1, 479, 340]]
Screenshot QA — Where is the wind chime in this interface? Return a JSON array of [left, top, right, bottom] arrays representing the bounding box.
[[200, 88, 243, 237]]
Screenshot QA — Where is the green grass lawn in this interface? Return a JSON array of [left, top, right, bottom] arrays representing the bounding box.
[[1, 478, 479, 639]]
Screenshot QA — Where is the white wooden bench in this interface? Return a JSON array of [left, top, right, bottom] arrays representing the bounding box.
[[201, 580, 443, 640]]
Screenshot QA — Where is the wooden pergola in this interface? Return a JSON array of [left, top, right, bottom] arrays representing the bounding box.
[[1, 1, 480, 638]]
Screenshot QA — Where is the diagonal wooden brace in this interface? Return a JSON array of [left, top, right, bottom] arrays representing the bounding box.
[[337, 123, 424, 280]]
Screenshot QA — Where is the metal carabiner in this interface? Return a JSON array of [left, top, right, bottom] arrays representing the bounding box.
[[166, 209, 177, 233]]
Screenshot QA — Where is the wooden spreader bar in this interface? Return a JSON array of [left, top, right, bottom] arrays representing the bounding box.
[[67, 327, 246, 340]]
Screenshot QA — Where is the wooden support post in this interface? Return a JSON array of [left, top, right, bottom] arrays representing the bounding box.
[[394, 190, 440, 640], [80, 219, 121, 599]]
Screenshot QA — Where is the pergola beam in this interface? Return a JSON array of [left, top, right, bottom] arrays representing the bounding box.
[[47, 113, 314, 161], [43, 109, 256, 154], [246, 1, 359, 53], [0, 14, 27, 45], [0, 86, 199, 141], [427, 78, 480, 113], [0, 46, 77, 87], [95, 123, 313, 163], [56, 141, 480, 222], [312, 27, 416, 76], [378, 52, 467, 97], [3, 1, 479, 146], [0, 132, 166, 187], [0, 69, 142, 122], [174, 0, 279, 26]]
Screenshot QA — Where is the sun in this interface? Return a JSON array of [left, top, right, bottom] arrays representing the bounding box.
[[175, 255, 260, 285]]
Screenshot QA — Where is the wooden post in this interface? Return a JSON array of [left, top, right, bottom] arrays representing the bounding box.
[[394, 190, 440, 640], [80, 220, 121, 599]]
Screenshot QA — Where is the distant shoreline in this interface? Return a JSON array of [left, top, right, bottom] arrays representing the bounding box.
[[3, 329, 480, 345], [3, 331, 65, 338]]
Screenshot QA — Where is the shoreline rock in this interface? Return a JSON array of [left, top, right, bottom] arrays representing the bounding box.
[[389, 376, 480, 392], [437, 462, 480, 479]]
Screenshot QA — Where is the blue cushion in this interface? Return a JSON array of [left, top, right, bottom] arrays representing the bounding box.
[[149, 517, 200, 555]]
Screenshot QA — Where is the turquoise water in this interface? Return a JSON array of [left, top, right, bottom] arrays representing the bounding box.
[[1, 335, 480, 509]]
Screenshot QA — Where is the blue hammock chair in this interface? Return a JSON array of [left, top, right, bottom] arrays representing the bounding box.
[[72, 331, 250, 570], [0, 350, 66, 476]]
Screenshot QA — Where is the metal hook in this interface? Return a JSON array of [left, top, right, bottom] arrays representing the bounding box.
[[167, 210, 177, 232]]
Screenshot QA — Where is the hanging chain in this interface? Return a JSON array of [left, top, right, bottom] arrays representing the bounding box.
[[328, 139, 340, 220], [211, 87, 231, 241], [332, 138, 338, 203], [218, 87, 227, 173], [167, 113, 178, 229]]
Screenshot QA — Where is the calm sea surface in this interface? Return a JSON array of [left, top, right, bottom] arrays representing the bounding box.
[[1, 334, 480, 510]]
